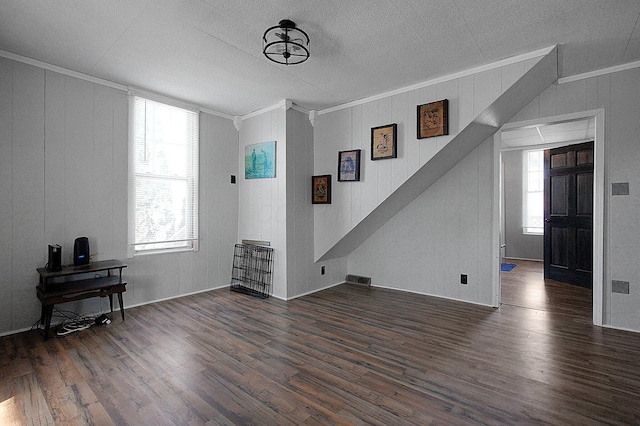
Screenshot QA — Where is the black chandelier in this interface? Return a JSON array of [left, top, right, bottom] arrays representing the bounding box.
[[263, 19, 310, 65]]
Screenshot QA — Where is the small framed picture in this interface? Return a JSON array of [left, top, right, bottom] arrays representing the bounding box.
[[371, 123, 397, 160], [312, 175, 331, 204], [417, 99, 448, 139], [338, 149, 361, 182]]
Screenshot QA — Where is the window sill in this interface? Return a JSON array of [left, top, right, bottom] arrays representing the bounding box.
[[133, 247, 197, 257]]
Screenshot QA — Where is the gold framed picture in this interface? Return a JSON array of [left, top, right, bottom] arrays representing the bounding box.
[[417, 99, 448, 139], [312, 175, 331, 204], [371, 123, 397, 160]]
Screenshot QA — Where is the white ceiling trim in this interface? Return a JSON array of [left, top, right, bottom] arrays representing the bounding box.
[[128, 88, 199, 113], [501, 110, 603, 131], [0, 48, 236, 120], [501, 139, 592, 152], [199, 107, 234, 121], [241, 101, 282, 120], [558, 60, 640, 84], [0, 48, 127, 91], [318, 46, 557, 116]]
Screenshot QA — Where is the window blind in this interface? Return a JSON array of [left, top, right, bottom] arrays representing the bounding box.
[[130, 96, 199, 254]]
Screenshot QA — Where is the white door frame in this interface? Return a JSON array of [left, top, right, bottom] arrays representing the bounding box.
[[494, 109, 605, 326]]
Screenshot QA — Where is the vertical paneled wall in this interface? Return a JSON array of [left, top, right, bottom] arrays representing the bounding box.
[[237, 108, 287, 299], [507, 68, 640, 331], [130, 112, 238, 306], [237, 107, 347, 300], [0, 57, 239, 335], [347, 136, 497, 306], [313, 56, 541, 262], [285, 109, 347, 298], [312, 56, 542, 305], [0, 59, 45, 331], [43, 71, 128, 267], [285, 109, 314, 297]]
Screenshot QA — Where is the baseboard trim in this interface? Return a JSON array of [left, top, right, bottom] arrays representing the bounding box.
[[284, 281, 345, 301], [125, 285, 229, 310], [601, 324, 640, 334], [372, 285, 497, 308], [502, 257, 543, 262], [0, 285, 229, 338]]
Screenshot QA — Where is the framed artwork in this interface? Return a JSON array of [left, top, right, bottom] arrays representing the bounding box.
[[312, 175, 331, 204], [245, 141, 276, 179], [338, 149, 361, 182], [417, 99, 448, 139], [371, 123, 397, 160]]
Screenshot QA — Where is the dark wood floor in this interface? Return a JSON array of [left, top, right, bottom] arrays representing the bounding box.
[[500, 259, 593, 315], [2, 261, 640, 425]]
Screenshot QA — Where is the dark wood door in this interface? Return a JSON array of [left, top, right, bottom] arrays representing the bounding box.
[[544, 141, 594, 288]]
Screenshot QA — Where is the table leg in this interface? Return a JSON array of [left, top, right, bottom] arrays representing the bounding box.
[[43, 305, 54, 341], [108, 294, 114, 313], [117, 291, 125, 321]]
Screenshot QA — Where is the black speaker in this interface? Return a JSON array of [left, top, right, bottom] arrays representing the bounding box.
[[47, 244, 62, 271], [73, 237, 90, 266]]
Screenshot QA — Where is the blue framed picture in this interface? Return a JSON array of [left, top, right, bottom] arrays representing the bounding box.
[[245, 141, 276, 179]]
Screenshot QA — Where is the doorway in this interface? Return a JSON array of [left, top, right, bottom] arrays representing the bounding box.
[[497, 110, 605, 325]]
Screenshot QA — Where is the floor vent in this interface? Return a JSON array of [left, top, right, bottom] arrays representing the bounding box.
[[345, 274, 371, 286]]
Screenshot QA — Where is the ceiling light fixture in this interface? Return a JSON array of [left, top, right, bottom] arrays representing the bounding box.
[[263, 19, 309, 65]]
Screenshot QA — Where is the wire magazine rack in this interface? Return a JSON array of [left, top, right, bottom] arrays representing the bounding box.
[[230, 243, 273, 299]]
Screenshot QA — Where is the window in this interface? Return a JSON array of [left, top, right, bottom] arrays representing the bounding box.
[[523, 150, 543, 235], [129, 95, 199, 255]]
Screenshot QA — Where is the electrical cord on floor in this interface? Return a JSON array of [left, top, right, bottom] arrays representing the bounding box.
[[31, 299, 111, 337]]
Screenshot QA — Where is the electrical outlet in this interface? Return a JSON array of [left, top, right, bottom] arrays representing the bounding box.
[[461, 274, 467, 285], [230, 175, 236, 184], [321, 266, 325, 275]]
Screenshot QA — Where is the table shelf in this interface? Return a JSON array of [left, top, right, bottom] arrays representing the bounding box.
[[36, 259, 127, 340]]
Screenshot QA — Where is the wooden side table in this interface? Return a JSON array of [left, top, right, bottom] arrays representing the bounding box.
[[36, 259, 127, 340]]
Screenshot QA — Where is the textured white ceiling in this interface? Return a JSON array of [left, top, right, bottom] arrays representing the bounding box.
[[1, 0, 639, 116]]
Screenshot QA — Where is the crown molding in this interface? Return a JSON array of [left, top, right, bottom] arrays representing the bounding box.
[[0, 48, 127, 91], [558, 60, 640, 84], [318, 46, 557, 115], [0, 49, 235, 120]]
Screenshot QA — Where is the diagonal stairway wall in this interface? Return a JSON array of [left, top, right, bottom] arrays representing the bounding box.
[[314, 47, 558, 262]]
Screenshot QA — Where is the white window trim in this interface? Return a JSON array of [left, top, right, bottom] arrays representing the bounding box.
[[523, 149, 544, 236], [127, 93, 200, 257]]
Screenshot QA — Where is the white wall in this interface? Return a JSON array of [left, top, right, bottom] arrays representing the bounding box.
[[286, 109, 347, 298], [502, 150, 543, 260], [0, 57, 239, 335], [237, 108, 287, 298], [237, 107, 347, 300], [348, 136, 497, 305], [313, 56, 543, 262], [131, 111, 239, 306], [0, 59, 45, 331], [312, 54, 549, 308], [508, 68, 640, 331]]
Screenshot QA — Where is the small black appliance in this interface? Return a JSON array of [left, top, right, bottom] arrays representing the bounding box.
[[73, 237, 90, 266], [47, 244, 62, 271]]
